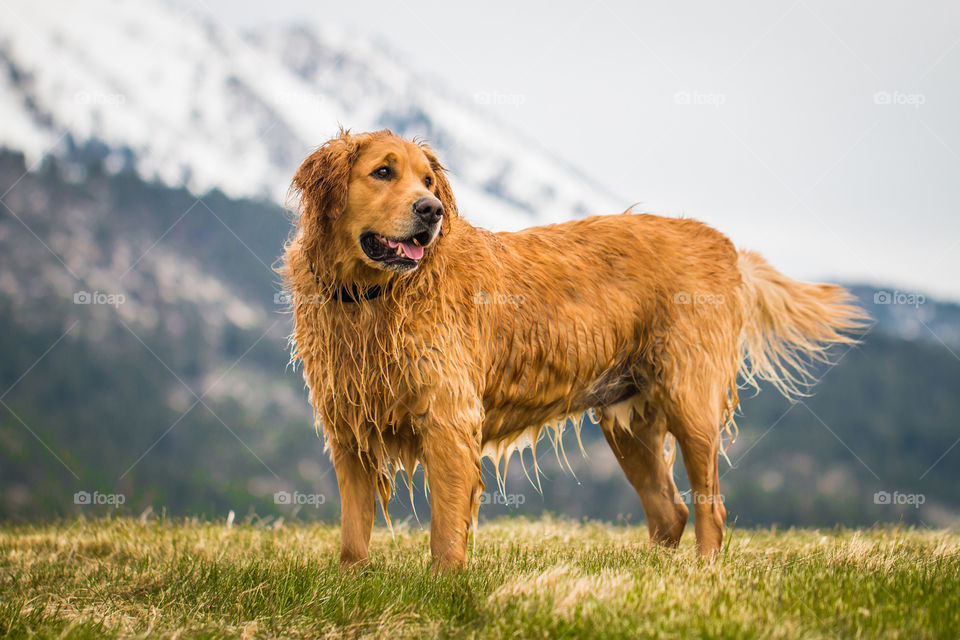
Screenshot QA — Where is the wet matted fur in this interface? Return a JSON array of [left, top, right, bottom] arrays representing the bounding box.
[[281, 129, 869, 569]]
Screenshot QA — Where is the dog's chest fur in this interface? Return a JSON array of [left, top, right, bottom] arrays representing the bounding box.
[[297, 294, 482, 447]]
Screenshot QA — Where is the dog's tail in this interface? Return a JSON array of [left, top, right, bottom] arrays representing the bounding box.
[[737, 250, 870, 398]]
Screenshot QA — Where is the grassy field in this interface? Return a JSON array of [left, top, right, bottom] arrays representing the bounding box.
[[1, 517, 958, 639]]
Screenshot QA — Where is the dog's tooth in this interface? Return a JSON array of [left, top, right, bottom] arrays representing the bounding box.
[[397, 246, 404, 256], [412, 238, 421, 246]]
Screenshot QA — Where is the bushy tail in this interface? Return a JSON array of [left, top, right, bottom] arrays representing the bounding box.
[[737, 250, 871, 398]]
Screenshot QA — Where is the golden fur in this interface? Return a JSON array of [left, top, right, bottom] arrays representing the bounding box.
[[281, 129, 869, 569]]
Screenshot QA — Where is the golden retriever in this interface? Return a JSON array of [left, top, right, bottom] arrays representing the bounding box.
[[281, 129, 867, 569]]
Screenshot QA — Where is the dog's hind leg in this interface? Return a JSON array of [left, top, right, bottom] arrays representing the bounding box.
[[670, 389, 728, 560], [599, 400, 688, 547], [331, 443, 377, 567]]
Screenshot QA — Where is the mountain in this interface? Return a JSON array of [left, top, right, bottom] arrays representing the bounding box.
[[0, 0, 623, 230], [2, 149, 959, 528], [846, 285, 960, 350], [0, 0, 958, 528]]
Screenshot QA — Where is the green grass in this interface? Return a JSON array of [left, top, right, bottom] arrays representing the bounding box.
[[1, 517, 958, 639]]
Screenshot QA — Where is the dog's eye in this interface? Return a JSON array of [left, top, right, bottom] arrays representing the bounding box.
[[372, 166, 393, 180], [424, 176, 433, 188]]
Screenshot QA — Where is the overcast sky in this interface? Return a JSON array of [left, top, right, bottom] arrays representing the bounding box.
[[200, 0, 960, 301]]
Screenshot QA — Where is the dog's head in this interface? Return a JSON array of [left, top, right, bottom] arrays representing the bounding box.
[[291, 129, 457, 285]]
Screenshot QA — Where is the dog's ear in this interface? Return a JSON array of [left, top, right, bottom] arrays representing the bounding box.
[[291, 132, 359, 265], [421, 145, 458, 233]]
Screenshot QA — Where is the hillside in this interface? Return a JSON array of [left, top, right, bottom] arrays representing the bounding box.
[[2, 0, 958, 529], [1, 148, 959, 528]]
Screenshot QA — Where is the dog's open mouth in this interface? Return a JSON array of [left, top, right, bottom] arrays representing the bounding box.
[[360, 231, 432, 269]]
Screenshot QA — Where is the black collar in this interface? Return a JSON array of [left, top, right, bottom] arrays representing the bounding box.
[[335, 283, 391, 303], [309, 262, 391, 304]]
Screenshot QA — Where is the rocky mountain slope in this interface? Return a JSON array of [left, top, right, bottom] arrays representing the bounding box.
[[1, 150, 958, 527]]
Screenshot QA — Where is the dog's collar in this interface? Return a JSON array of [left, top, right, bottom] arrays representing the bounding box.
[[310, 262, 392, 303], [335, 282, 391, 303]]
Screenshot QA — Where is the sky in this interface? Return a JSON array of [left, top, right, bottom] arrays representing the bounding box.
[[199, 0, 960, 300]]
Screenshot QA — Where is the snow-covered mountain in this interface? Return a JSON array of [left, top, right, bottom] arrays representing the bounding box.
[[3, 1, 960, 527], [0, 0, 623, 230]]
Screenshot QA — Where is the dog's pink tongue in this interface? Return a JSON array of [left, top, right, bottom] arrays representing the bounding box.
[[386, 239, 423, 260], [399, 242, 424, 260]]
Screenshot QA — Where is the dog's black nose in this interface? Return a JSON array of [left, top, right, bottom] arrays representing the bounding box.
[[413, 196, 444, 224]]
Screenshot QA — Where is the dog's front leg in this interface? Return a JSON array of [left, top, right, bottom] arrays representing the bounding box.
[[331, 442, 377, 567], [421, 423, 482, 571]]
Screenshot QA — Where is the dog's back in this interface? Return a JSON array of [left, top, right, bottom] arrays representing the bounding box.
[[476, 212, 744, 430]]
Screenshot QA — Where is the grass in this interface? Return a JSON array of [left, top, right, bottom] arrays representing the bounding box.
[[0, 517, 958, 639]]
